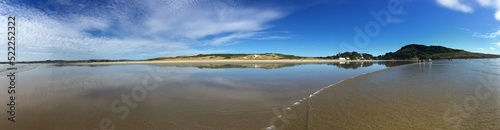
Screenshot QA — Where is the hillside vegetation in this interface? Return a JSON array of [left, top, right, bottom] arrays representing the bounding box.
[[11, 44, 497, 64], [317, 52, 375, 60], [147, 53, 310, 60], [377, 44, 500, 60], [144, 44, 499, 61]]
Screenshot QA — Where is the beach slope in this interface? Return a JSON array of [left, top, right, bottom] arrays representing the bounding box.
[[282, 59, 500, 129]]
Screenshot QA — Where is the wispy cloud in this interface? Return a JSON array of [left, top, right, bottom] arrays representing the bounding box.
[[209, 32, 257, 45], [206, 31, 293, 45], [474, 30, 500, 38], [476, 0, 500, 20], [436, 0, 500, 20], [254, 36, 293, 40], [478, 44, 499, 53], [389, 18, 404, 24], [0, 0, 298, 60], [142, 1, 285, 39], [476, 48, 485, 53], [436, 0, 474, 13]]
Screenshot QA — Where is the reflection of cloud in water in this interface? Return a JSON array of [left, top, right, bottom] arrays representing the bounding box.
[[150, 63, 300, 69], [209, 77, 255, 89], [0, 62, 415, 129], [13, 63, 407, 107], [0, 64, 40, 78]]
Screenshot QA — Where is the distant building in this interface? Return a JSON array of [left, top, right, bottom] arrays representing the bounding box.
[[339, 57, 346, 60]]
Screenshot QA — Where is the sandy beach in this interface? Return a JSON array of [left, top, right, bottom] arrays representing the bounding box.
[[69, 59, 399, 65], [276, 59, 500, 130], [5, 0, 500, 129], [1, 61, 400, 130], [3, 59, 498, 129]]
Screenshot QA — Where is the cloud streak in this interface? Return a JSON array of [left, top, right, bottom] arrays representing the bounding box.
[[436, 0, 500, 20], [474, 30, 500, 39], [436, 0, 473, 13], [0, 0, 296, 61]]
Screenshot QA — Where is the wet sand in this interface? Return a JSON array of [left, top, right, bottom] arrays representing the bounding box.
[[279, 59, 500, 129], [2, 60, 498, 129], [0, 62, 394, 130]]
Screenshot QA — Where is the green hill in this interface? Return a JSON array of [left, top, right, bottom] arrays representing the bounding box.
[[140, 44, 500, 61], [147, 53, 309, 61], [378, 44, 500, 60]]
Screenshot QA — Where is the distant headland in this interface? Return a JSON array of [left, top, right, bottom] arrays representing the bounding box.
[[2, 44, 499, 64]]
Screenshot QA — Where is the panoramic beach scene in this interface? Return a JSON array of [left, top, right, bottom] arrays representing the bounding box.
[[1, 0, 500, 130]]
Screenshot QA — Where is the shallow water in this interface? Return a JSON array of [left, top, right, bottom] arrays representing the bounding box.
[[281, 59, 500, 130], [0, 61, 408, 130]]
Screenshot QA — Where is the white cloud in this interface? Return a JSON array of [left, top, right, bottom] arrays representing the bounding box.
[[477, 0, 491, 6], [254, 36, 292, 40], [490, 47, 496, 50], [142, 2, 284, 39], [209, 32, 256, 45], [475, 0, 500, 20], [477, 48, 485, 53], [496, 10, 500, 20], [436, 0, 474, 13], [475, 0, 500, 8], [0, 0, 292, 61], [208, 31, 293, 45], [437, 0, 500, 20], [474, 30, 500, 38]]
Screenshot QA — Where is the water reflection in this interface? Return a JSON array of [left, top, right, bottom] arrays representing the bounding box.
[[0, 61, 415, 129], [54, 61, 416, 70], [330, 61, 415, 69], [48, 61, 417, 70], [284, 59, 500, 130], [154, 61, 417, 69], [172, 63, 299, 69], [329, 62, 374, 69], [376, 61, 416, 67]]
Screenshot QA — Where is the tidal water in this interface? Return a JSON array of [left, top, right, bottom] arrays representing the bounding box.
[[0, 61, 410, 130], [282, 59, 500, 130]]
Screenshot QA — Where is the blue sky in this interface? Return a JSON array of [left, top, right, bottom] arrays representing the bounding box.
[[1, 0, 499, 61]]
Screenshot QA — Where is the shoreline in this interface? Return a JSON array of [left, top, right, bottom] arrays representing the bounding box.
[[265, 61, 418, 129], [68, 59, 410, 65], [280, 60, 500, 129], [275, 62, 420, 129]]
